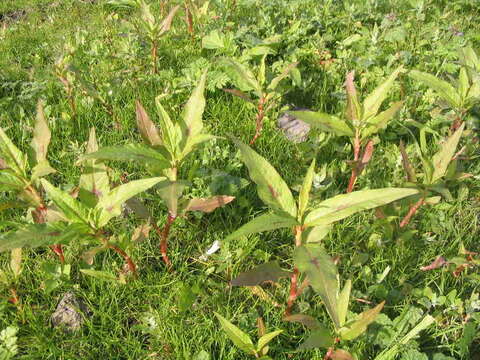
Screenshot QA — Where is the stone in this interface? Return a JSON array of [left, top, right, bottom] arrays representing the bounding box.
[[277, 108, 311, 143], [51, 292, 90, 332]]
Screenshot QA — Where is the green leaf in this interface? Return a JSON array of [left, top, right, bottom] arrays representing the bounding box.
[[230, 261, 290, 286], [294, 244, 340, 329], [257, 330, 282, 352], [289, 111, 353, 137], [298, 326, 335, 350], [80, 144, 170, 170], [0, 127, 26, 176], [409, 70, 461, 108], [258, 55, 267, 87], [79, 128, 110, 207], [0, 223, 91, 252], [202, 29, 226, 49], [158, 5, 180, 36], [155, 95, 181, 156], [268, 62, 298, 91], [458, 67, 469, 100], [41, 179, 91, 225], [340, 301, 385, 340], [80, 269, 118, 282], [284, 314, 321, 329], [345, 71, 362, 125], [304, 188, 419, 227], [338, 279, 352, 327], [431, 123, 465, 183], [0, 170, 25, 192], [214, 312, 256, 355], [225, 212, 298, 241], [135, 100, 162, 146], [30, 101, 51, 165], [156, 180, 188, 216], [363, 66, 403, 120], [96, 177, 164, 227], [362, 101, 403, 138], [233, 139, 297, 217], [302, 225, 332, 243], [180, 134, 215, 161], [298, 159, 315, 220], [31, 160, 56, 181], [221, 58, 262, 96], [180, 71, 207, 144]]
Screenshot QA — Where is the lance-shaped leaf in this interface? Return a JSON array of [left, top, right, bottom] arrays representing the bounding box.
[[0, 223, 91, 252], [362, 101, 403, 138], [288, 111, 353, 137], [0, 127, 26, 176], [31, 161, 56, 181], [30, 101, 51, 165], [302, 225, 332, 243], [80, 269, 118, 282], [221, 58, 262, 96], [363, 66, 403, 120], [337, 279, 352, 327], [304, 188, 419, 227], [231, 261, 291, 286], [257, 330, 283, 353], [284, 314, 321, 330], [180, 71, 207, 144], [158, 5, 180, 36], [222, 89, 254, 103], [233, 139, 297, 217], [0, 170, 25, 192], [339, 301, 385, 340], [458, 67, 469, 100], [214, 312, 256, 355], [459, 46, 480, 72], [79, 128, 110, 207], [431, 122, 465, 183], [297, 325, 335, 350], [226, 212, 298, 241], [96, 177, 164, 227], [399, 141, 417, 183], [180, 134, 215, 161], [184, 195, 235, 213], [80, 144, 170, 169], [41, 179, 91, 225], [298, 159, 315, 220], [409, 70, 461, 108], [135, 100, 162, 146], [155, 95, 181, 155], [268, 62, 299, 91], [294, 244, 341, 329], [345, 71, 361, 124], [156, 180, 189, 216]]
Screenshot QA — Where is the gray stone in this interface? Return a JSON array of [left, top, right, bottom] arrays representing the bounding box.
[[277, 108, 311, 143], [51, 292, 90, 332]]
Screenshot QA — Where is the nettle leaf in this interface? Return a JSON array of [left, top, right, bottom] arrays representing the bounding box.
[[362, 101, 403, 138], [184, 196, 235, 213], [181, 71, 207, 146], [231, 261, 291, 286], [80, 144, 171, 170], [0, 127, 27, 176], [363, 66, 403, 120], [297, 325, 335, 350], [233, 139, 297, 217], [135, 100, 162, 146], [221, 58, 262, 96], [156, 180, 189, 216], [96, 177, 164, 227], [294, 244, 340, 329], [214, 312, 256, 355], [257, 330, 282, 353], [340, 301, 385, 341], [30, 101, 51, 165], [41, 179, 91, 225], [304, 188, 419, 227], [409, 70, 461, 108], [0, 223, 91, 252], [298, 159, 315, 220], [345, 71, 362, 124], [289, 111, 353, 137], [226, 212, 298, 241], [431, 123, 465, 183], [79, 128, 110, 207]]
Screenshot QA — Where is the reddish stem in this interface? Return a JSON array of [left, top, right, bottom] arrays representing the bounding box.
[[107, 244, 137, 275], [250, 98, 265, 145], [400, 197, 425, 228], [346, 168, 357, 193], [32, 203, 65, 264], [50, 244, 65, 264], [285, 226, 303, 316], [155, 214, 176, 268]]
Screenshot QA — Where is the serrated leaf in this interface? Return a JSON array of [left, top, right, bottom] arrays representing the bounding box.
[[221, 58, 262, 96], [231, 261, 290, 286], [41, 179, 91, 225], [233, 139, 297, 217], [298, 159, 315, 220], [79, 128, 110, 207], [340, 301, 385, 340], [294, 244, 340, 329], [363, 66, 403, 120], [96, 177, 164, 227], [184, 196, 235, 213], [362, 101, 403, 138], [297, 326, 334, 350], [289, 111, 353, 137], [338, 279, 351, 327], [135, 100, 162, 146], [0, 127, 26, 176], [345, 71, 362, 124], [431, 123, 465, 183], [226, 212, 298, 241], [409, 70, 461, 108], [214, 312, 256, 355], [30, 101, 51, 165], [304, 188, 419, 227], [156, 180, 188, 216], [257, 330, 282, 352]]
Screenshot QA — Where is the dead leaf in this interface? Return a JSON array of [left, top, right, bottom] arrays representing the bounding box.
[[185, 196, 235, 213], [420, 256, 447, 271], [132, 223, 151, 242]]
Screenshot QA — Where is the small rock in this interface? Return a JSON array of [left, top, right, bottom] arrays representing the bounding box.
[[51, 292, 90, 332], [277, 108, 311, 143]]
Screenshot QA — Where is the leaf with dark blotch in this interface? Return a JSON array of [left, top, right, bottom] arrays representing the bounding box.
[[420, 256, 447, 271], [135, 100, 162, 146], [231, 261, 290, 286], [284, 314, 321, 330], [185, 196, 235, 213], [125, 197, 151, 220]]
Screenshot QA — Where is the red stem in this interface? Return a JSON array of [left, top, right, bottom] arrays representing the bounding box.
[[250, 98, 265, 145], [154, 214, 176, 268], [107, 244, 137, 275], [400, 197, 425, 228], [285, 226, 303, 316]]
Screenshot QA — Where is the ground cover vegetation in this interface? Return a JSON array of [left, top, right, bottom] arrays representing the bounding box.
[[0, 0, 479, 358]]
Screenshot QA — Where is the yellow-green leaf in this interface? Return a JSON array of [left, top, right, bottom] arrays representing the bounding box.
[[289, 111, 353, 137], [226, 212, 298, 241], [214, 312, 256, 355], [340, 301, 385, 340], [135, 100, 162, 146], [30, 100, 51, 164], [298, 159, 315, 220], [431, 123, 465, 183]]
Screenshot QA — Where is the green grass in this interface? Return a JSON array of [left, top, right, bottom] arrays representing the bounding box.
[[0, 0, 480, 359]]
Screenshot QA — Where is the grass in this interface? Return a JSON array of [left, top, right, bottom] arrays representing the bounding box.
[[0, 0, 480, 359]]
